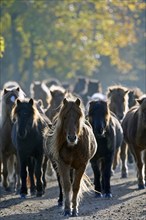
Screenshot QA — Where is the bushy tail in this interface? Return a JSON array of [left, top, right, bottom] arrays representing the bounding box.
[[79, 173, 101, 201]]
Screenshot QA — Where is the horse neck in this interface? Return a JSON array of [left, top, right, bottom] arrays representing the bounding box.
[[137, 109, 146, 136], [0, 102, 12, 127]]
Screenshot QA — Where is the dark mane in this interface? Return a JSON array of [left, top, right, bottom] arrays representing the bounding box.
[[11, 98, 46, 127]]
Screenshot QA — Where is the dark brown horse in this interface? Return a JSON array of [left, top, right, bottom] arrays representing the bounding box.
[[107, 85, 129, 177], [87, 100, 123, 198], [122, 95, 146, 189], [45, 97, 97, 216], [0, 86, 25, 191], [11, 98, 49, 198], [107, 85, 129, 121]]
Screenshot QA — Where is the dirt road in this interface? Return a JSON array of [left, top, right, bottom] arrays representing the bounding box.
[[0, 163, 146, 220]]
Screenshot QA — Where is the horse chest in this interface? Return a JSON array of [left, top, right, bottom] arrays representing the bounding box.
[[59, 145, 87, 168], [96, 137, 114, 158]]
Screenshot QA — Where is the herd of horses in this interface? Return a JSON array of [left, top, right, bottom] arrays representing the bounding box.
[[0, 78, 146, 217]]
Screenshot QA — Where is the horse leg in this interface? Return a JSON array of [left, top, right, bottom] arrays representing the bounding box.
[[90, 158, 102, 197], [15, 154, 21, 194], [56, 173, 63, 206], [0, 158, 2, 186], [20, 160, 28, 198], [51, 159, 63, 206], [7, 154, 16, 192], [58, 162, 72, 216], [35, 156, 43, 197], [72, 166, 86, 217], [102, 155, 113, 198], [133, 147, 145, 189], [120, 141, 128, 178], [112, 147, 120, 171], [2, 154, 9, 190], [143, 150, 146, 187], [28, 158, 36, 196], [42, 155, 48, 189]]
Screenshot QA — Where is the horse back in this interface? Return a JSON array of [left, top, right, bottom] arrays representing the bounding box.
[[110, 114, 123, 149], [122, 106, 138, 145]]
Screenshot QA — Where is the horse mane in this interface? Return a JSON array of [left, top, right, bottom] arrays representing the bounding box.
[[3, 81, 19, 89], [11, 98, 46, 127], [0, 87, 25, 127], [89, 100, 111, 127], [50, 97, 85, 160], [107, 84, 129, 96], [50, 84, 65, 93], [136, 96, 146, 136]]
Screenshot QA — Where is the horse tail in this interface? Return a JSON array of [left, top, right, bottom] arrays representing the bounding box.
[[7, 154, 17, 188], [79, 173, 101, 201]]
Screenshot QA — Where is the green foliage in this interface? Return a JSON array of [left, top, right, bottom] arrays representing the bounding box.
[[0, 0, 145, 83], [0, 36, 5, 57]]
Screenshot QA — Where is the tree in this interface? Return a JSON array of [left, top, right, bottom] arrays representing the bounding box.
[[0, 0, 145, 86]]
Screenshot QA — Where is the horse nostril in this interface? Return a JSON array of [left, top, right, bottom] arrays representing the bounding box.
[[68, 135, 76, 142]]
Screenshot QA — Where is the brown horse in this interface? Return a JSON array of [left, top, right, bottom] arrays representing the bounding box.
[[0, 86, 25, 191], [107, 85, 129, 177], [45, 97, 97, 216], [45, 85, 66, 121], [107, 85, 129, 121], [30, 81, 51, 109], [122, 95, 146, 189]]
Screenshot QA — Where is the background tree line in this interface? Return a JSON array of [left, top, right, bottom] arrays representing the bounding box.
[[0, 0, 145, 92]]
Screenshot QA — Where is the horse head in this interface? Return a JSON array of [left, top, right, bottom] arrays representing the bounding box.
[[107, 85, 129, 121], [60, 98, 83, 146], [11, 98, 35, 139], [88, 100, 110, 138]]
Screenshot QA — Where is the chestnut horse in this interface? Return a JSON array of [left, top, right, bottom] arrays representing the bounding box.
[[44, 97, 97, 216], [122, 95, 146, 189]]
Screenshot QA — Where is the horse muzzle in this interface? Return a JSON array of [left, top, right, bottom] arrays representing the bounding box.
[[18, 129, 27, 139], [67, 134, 78, 146]]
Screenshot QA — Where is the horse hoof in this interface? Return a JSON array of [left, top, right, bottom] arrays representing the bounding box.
[[121, 173, 128, 178], [110, 170, 115, 176], [5, 187, 12, 192], [72, 210, 78, 217], [103, 193, 112, 199], [95, 193, 103, 198], [20, 193, 26, 199], [31, 191, 36, 196], [64, 210, 71, 216], [138, 184, 145, 190], [36, 191, 43, 197], [58, 201, 63, 206]]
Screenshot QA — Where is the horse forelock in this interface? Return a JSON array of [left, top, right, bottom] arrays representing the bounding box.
[[50, 99, 85, 159]]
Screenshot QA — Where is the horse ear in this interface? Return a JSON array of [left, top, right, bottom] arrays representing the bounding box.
[[136, 97, 146, 105], [76, 98, 80, 106], [17, 99, 21, 105], [37, 99, 43, 107], [29, 98, 34, 106], [16, 87, 20, 91], [124, 89, 129, 94], [4, 88, 8, 94], [63, 98, 68, 105]]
